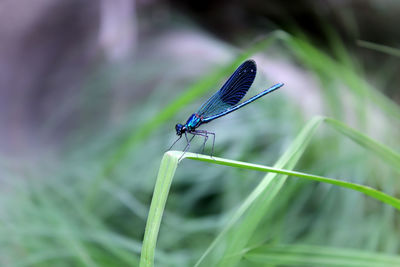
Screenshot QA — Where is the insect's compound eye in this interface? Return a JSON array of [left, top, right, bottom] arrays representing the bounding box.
[[175, 124, 183, 135]]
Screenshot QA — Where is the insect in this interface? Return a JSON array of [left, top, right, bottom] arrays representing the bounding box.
[[169, 59, 284, 157]]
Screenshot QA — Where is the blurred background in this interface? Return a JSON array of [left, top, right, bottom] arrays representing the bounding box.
[[1, 0, 399, 266]]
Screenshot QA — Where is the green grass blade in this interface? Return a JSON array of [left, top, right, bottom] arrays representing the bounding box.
[[324, 117, 400, 172], [357, 40, 400, 58], [244, 244, 400, 266], [186, 153, 400, 210], [139, 152, 179, 267]]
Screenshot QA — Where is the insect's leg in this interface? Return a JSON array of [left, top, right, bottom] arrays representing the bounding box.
[[167, 135, 182, 151], [201, 134, 208, 154], [193, 130, 215, 157], [207, 131, 216, 158], [190, 130, 208, 154], [179, 133, 195, 160], [182, 132, 191, 152]]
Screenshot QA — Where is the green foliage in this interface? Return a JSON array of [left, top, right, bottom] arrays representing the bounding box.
[[245, 244, 400, 266], [357, 40, 400, 58], [1, 30, 400, 267], [140, 115, 400, 267]]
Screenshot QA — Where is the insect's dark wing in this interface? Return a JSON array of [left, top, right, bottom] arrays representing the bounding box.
[[197, 60, 256, 118]]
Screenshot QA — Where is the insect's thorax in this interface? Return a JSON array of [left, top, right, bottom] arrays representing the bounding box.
[[185, 113, 203, 131]]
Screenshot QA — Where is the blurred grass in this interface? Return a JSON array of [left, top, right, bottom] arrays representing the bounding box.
[[1, 28, 400, 267], [357, 40, 400, 58], [244, 244, 400, 266]]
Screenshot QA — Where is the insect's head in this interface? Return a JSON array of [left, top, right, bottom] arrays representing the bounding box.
[[175, 123, 186, 136]]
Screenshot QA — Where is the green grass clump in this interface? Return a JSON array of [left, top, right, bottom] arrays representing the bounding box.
[[140, 115, 400, 267], [1, 30, 399, 267]]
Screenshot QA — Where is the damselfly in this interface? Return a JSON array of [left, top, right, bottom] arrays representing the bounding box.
[[169, 59, 284, 157]]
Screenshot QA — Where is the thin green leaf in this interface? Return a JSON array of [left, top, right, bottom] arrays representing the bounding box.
[[140, 152, 179, 267], [324, 117, 400, 172], [357, 40, 400, 58], [186, 154, 400, 210], [244, 244, 400, 267]]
